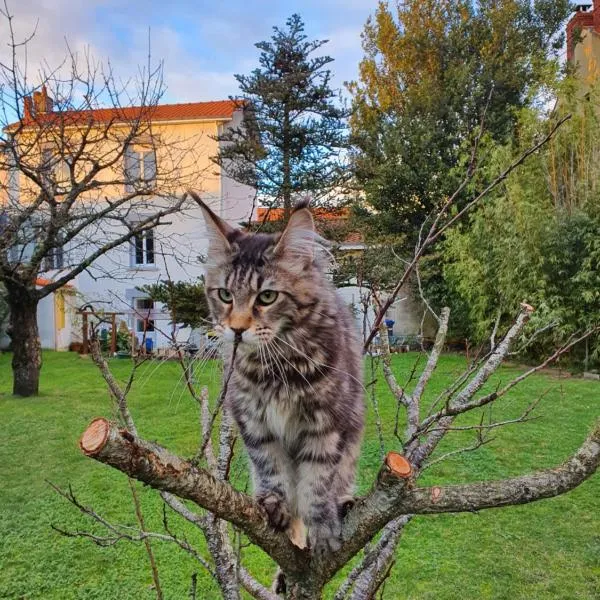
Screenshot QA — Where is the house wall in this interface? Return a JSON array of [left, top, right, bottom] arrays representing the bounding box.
[[568, 5, 600, 91], [2, 110, 255, 350], [219, 110, 257, 224], [37, 293, 55, 349], [573, 28, 600, 89]]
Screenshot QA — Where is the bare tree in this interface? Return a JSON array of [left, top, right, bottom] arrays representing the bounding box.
[[0, 5, 206, 395], [54, 106, 600, 599]]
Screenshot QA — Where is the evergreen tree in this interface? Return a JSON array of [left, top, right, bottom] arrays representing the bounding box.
[[215, 14, 348, 219], [138, 280, 209, 330]]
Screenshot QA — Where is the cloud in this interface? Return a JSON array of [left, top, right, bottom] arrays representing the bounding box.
[[0, 0, 372, 106]]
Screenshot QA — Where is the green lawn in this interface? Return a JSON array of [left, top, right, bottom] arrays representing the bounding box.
[[0, 351, 598, 599]]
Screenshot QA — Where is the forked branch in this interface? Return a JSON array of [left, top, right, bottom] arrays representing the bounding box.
[[80, 419, 600, 588]]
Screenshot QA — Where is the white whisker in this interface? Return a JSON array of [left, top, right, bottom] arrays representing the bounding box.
[[273, 334, 366, 392]]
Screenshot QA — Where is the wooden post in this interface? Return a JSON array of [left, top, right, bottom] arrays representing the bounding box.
[[111, 313, 117, 355], [82, 312, 89, 355]]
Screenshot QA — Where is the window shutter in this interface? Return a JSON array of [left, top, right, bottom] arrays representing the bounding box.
[[124, 146, 140, 193], [143, 151, 157, 187], [134, 232, 144, 264], [8, 166, 19, 202]]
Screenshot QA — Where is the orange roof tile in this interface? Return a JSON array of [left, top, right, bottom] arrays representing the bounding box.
[[255, 207, 350, 222], [35, 277, 74, 288], [13, 99, 240, 129]]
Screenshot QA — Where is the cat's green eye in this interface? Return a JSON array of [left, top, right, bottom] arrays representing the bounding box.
[[256, 290, 278, 306], [218, 288, 233, 303]]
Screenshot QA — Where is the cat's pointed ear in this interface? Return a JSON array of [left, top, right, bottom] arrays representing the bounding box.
[[188, 190, 234, 256], [274, 201, 316, 264]]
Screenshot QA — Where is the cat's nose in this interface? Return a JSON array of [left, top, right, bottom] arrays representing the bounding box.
[[231, 327, 247, 341]]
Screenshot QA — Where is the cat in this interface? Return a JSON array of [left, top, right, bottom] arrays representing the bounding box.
[[193, 192, 364, 555]]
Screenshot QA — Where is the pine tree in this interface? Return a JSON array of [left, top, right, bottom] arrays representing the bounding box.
[[215, 14, 348, 220]]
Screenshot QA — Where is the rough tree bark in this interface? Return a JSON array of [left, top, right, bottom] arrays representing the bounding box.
[[6, 285, 41, 396]]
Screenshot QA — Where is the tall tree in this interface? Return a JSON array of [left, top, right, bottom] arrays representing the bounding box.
[[215, 14, 348, 220], [348, 0, 571, 238]]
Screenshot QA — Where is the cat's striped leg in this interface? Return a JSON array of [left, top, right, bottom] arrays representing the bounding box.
[[240, 418, 294, 531], [295, 430, 346, 554]]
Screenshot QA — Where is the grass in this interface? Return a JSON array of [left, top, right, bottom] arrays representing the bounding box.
[[0, 350, 598, 599]]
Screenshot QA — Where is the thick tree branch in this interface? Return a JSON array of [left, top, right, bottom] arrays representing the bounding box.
[[79, 410, 600, 591], [322, 415, 600, 581], [79, 418, 308, 576]]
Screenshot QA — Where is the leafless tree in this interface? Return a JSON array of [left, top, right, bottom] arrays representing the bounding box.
[[55, 105, 599, 599], [0, 4, 207, 395]]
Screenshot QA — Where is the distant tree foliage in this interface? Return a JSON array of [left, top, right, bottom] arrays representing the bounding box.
[[436, 83, 600, 364], [215, 14, 349, 219], [138, 280, 209, 330], [348, 0, 571, 238]]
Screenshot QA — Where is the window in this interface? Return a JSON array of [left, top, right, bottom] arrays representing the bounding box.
[[41, 148, 54, 189], [124, 145, 157, 192], [137, 318, 155, 333], [55, 159, 71, 194], [40, 148, 71, 194], [131, 228, 155, 266], [43, 243, 64, 271], [134, 297, 155, 333], [8, 218, 38, 264]]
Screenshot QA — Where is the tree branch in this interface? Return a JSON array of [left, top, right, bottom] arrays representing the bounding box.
[[78, 418, 308, 576]]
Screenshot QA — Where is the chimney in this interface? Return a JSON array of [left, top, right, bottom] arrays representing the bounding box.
[[567, 4, 595, 62], [32, 86, 53, 114], [23, 96, 33, 121], [41, 86, 53, 113]]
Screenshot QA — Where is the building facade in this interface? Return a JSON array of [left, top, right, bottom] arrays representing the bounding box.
[[1, 96, 255, 351]]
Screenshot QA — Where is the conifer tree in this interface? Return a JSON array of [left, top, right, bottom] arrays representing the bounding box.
[[215, 14, 348, 219]]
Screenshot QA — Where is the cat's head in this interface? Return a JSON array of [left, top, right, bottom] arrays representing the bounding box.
[[191, 192, 329, 346]]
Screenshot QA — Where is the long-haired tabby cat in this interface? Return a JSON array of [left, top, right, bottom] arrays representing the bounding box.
[[193, 192, 364, 555]]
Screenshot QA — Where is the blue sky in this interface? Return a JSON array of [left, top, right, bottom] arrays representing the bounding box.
[[1, 0, 377, 104]]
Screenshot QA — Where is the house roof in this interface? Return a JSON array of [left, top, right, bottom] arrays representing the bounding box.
[[10, 99, 240, 130], [253, 206, 364, 245], [35, 277, 74, 289], [73, 100, 240, 123], [255, 207, 350, 222]]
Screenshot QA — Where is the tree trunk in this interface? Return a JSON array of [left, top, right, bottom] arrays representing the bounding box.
[[282, 105, 292, 221], [284, 574, 323, 600], [7, 286, 42, 396]]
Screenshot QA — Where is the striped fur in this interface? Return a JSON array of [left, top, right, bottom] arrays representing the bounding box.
[[199, 199, 364, 554]]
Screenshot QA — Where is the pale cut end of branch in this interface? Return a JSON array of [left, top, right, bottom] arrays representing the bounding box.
[[520, 302, 535, 313], [384, 452, 412, 479], [80, 417, 110, 456]]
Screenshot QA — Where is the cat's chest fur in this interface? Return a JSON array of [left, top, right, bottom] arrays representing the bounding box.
[[264, 401, 295, 442]]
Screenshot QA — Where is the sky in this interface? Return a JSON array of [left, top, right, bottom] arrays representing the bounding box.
[[0, 0, 377, 105]]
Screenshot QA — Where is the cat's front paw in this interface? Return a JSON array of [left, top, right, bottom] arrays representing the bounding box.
[[308, 517, 343, 555], [257, 493, 291, 531]]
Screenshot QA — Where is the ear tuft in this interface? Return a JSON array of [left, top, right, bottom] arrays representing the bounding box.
[[188, 189, 235, 257], [274, 206, 317, 267]]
